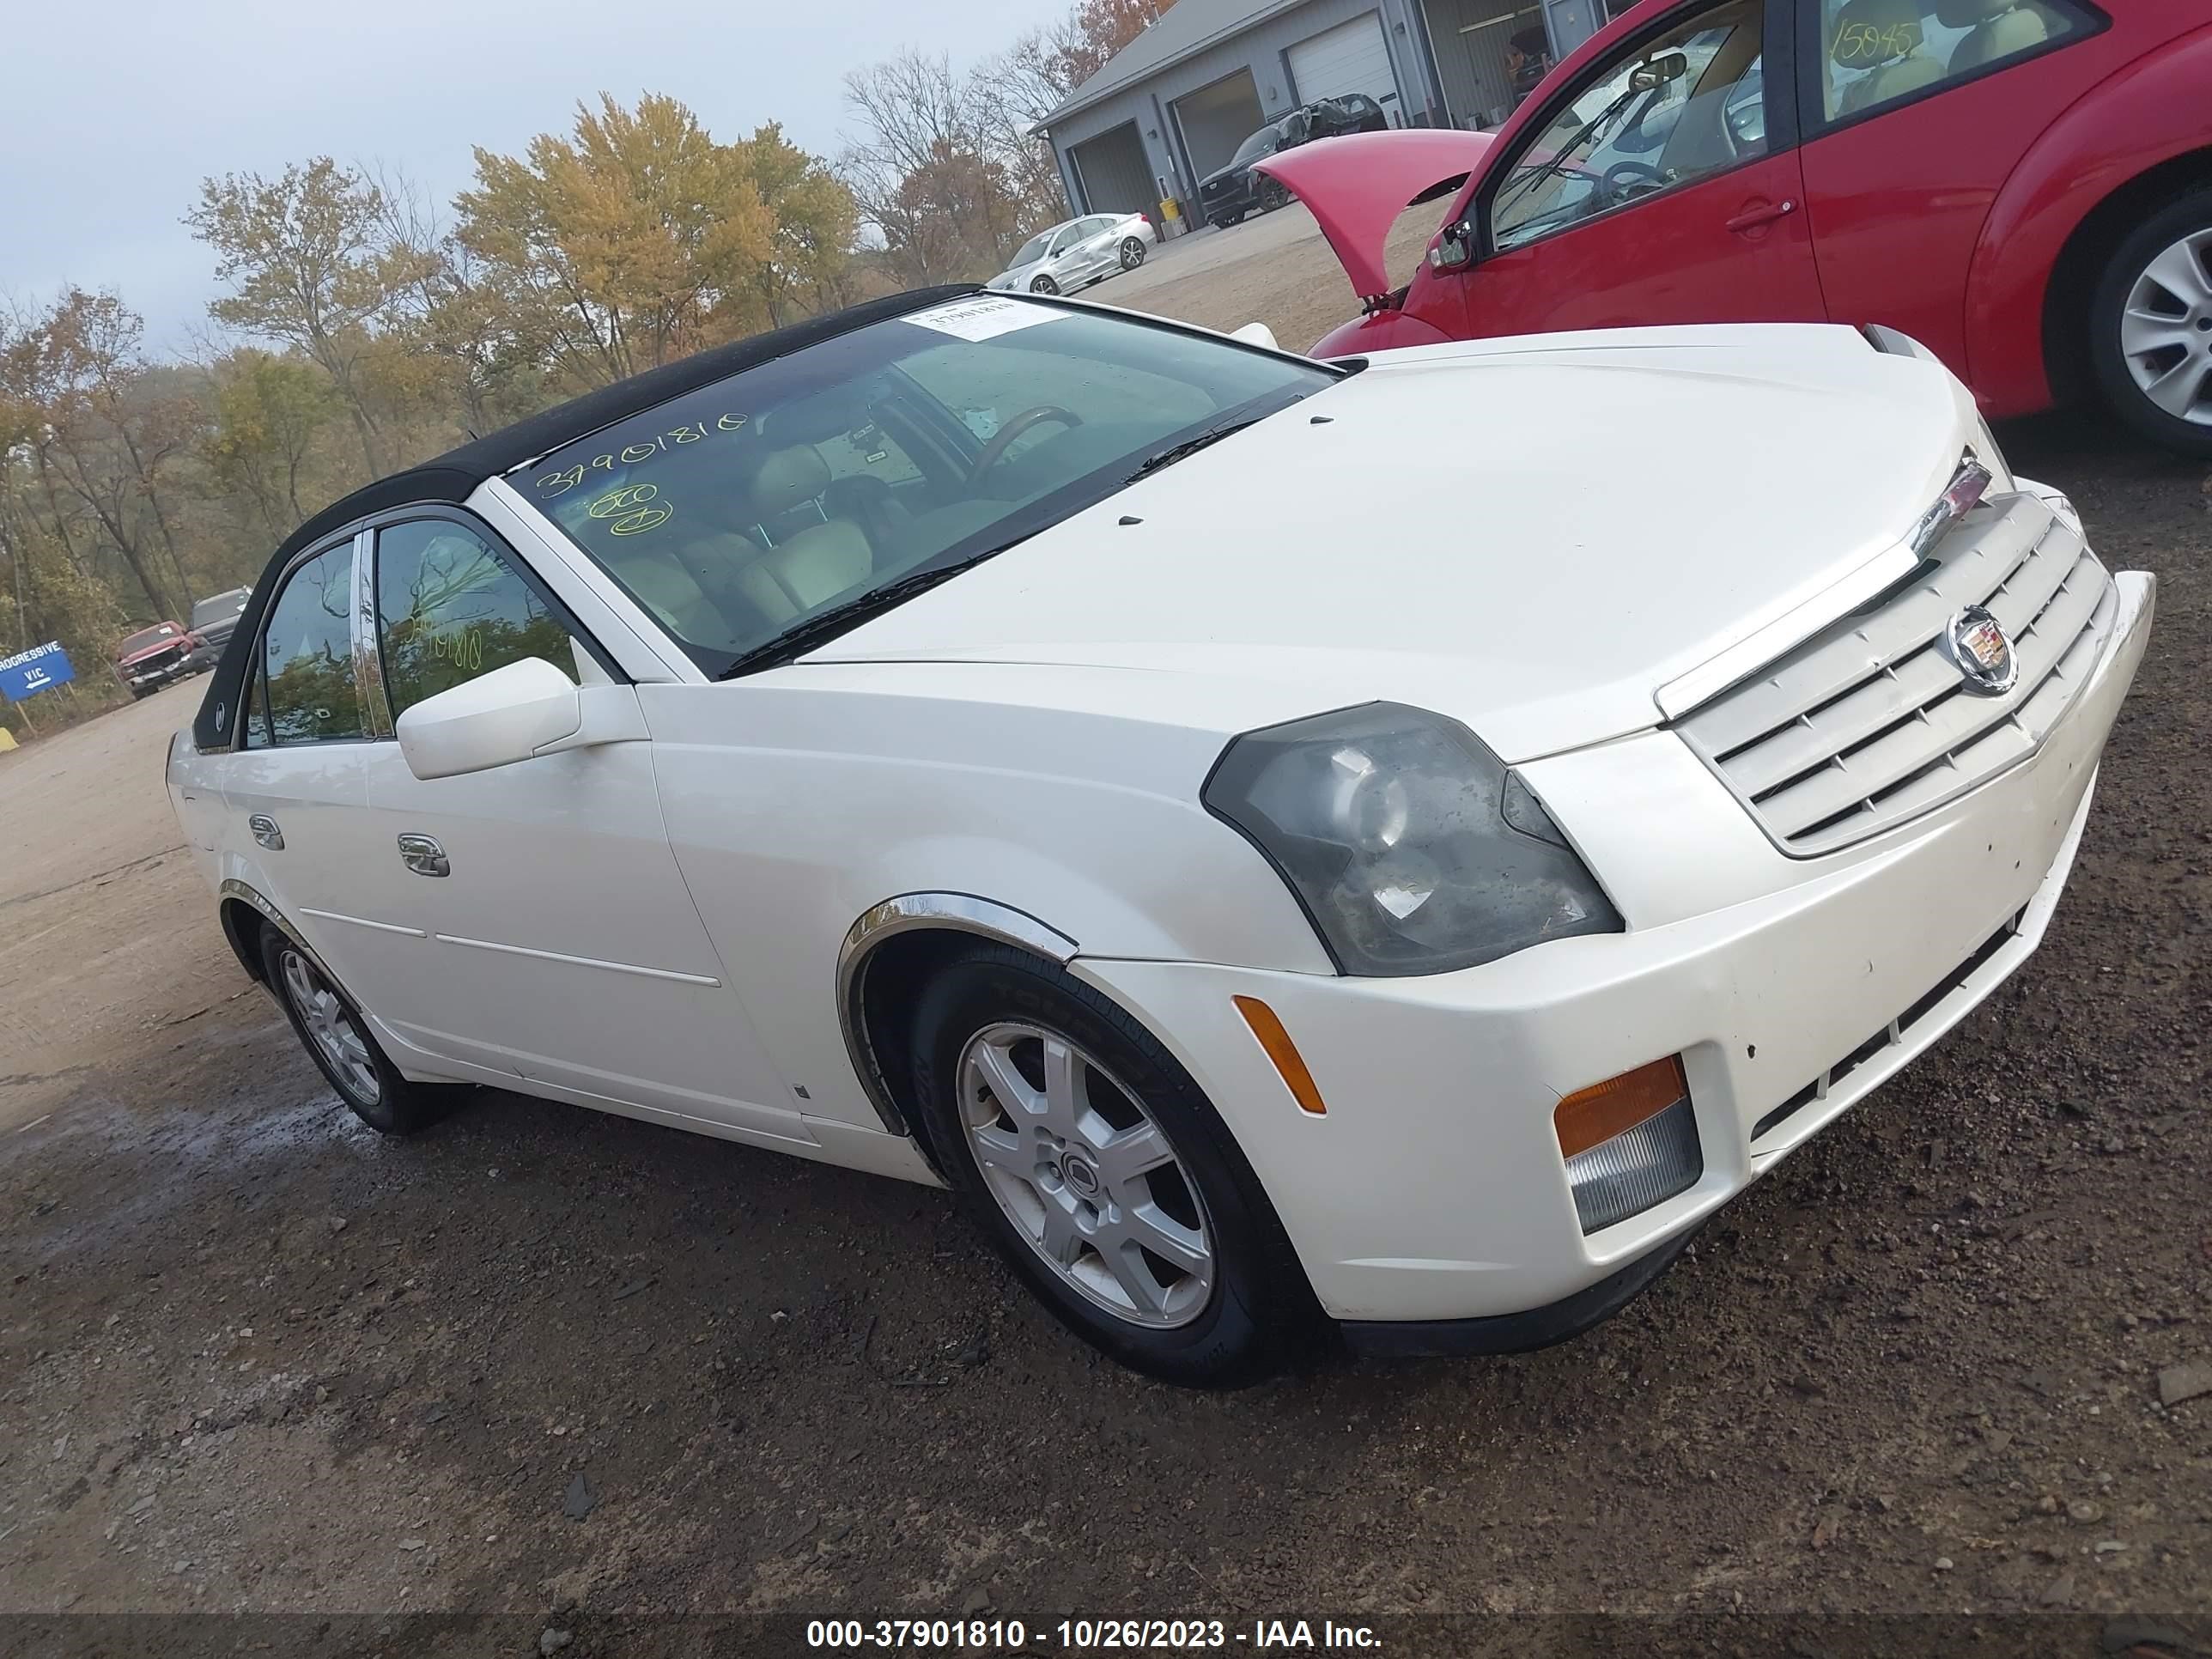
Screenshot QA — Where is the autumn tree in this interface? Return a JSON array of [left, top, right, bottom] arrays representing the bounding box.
[[1049, 0, 1167, 89], [843, 50, 1037, 283], [185, 159, 430, 474], [2, 291, 198, 619], [454, 94, 784, 387], [742, 124, 865, 326], [0, 335, 129, 668], [198, 349, 343, 541]]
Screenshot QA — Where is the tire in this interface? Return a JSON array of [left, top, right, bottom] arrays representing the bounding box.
[[1259, 180, 1289, 214], [129, 687, 149, 701], [1119, 236, 1146, 271], [258, 922, 466, 1135], [2087, 188, 2212, 457], [1030, 275, 1059, 295], [908, 943, 1321, 1386]]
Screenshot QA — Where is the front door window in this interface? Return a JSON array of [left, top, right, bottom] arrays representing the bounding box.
[[1489, 0, 1767, 253], [373, 520, 580, 720]]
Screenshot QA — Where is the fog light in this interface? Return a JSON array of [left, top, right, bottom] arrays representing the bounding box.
[[1555, 1057, 1702, 1234]]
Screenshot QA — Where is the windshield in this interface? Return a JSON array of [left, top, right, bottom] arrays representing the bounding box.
[[513, 296, 1336, 677], [191, 591, 248, 628], [1231, 125, 1281, 166], [1009, 228, 1057, 267], [120, 625, 179, 653]]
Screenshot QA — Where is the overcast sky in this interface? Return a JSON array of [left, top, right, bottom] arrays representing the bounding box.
[[2, 0, 1068, 357]]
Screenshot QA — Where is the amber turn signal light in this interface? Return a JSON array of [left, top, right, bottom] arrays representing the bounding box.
[[1231, 995, 1328, 1116], [1554, 1054, 1689, 1158]]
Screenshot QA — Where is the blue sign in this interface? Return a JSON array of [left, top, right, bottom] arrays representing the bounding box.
[[0, 641, 75, 702]]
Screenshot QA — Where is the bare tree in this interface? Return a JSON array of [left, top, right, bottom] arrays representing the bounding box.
[[842, 50, 1040, 284]]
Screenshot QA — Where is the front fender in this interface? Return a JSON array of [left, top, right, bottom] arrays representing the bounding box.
[[1964, 22, 2212, 416], [1310, 306, 1457, 360], [635, 673, 1336, 1132]]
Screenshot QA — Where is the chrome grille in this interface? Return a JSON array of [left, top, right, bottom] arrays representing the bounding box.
[[1676, 493, 2115, 856]]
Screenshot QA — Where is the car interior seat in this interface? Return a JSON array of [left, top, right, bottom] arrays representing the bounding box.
[[1832, 0, 1947, 117], [1935, 0, 2052, 74], [606, 531, 763, 645], [734, 446, 875, 624]]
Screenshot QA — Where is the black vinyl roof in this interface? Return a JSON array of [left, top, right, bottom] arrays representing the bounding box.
[[192, 283, 980, 750]]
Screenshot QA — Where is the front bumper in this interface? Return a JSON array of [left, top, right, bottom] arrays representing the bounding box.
[[1200, 179, 1259, 220], [121, 655, 193, 690], [1073, 568, 2153, 1331]]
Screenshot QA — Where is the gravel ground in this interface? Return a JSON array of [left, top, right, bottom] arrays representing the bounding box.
[[2, 227, 2209, 1640]]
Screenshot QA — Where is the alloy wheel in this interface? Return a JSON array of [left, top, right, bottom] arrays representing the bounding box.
[[1120, 237, 1146, 270], [279, 947, 380, 1105], [2118, 228, 2212, 427], [957, 1020, 1213, 1329]]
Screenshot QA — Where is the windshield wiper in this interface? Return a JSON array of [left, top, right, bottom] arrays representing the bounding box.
[[713, 536, 1036, 680], [1494, 84, 1645, 219], [1125, 416, 1267, 483]]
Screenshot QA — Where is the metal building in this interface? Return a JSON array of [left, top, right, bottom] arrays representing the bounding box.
[[1036, 0, 1635, 222]]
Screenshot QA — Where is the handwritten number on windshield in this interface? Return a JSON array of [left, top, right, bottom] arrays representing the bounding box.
[[535, 412, 749, 496]]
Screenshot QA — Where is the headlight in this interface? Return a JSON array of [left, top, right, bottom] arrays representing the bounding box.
[[1203, 702, 1623, 975]]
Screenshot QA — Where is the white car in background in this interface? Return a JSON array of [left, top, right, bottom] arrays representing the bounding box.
[[168, 287, 2151, 1385], [987, 212, 1156, 295]]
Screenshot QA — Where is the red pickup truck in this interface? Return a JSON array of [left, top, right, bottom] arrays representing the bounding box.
[[113, 623, 196, 699]]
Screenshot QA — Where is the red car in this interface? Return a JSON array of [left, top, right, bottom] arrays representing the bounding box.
[[1262, 0, 2212, 453], [113, 622, 196, 699]]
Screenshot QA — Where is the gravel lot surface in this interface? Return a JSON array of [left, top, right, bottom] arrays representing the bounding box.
[[2, 217, 2209, 1640]]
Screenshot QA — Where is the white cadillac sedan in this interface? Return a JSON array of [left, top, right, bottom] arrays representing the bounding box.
[[169, 287, 2153, 1384]]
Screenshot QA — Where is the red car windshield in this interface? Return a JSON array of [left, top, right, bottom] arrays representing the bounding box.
[[118, 625, 179, 656]]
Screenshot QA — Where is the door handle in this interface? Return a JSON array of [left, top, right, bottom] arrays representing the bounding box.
[[1725, 198, 1797, 234], [248, 813, 284, 851], [397, 833, 450, 878]]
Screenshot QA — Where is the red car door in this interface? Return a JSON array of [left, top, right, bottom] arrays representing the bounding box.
[[1441, 0, 1827, 337], [1792, 0, 2112, 385]]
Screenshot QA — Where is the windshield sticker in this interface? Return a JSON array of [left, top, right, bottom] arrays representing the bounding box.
[[906, 295, 1065, 343], [533, 413, 748, 496]]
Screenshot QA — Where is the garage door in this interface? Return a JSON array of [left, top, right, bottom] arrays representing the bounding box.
[[1170, 69, 1267, 183], [1287, 12, 1400, 115], [1069, 123, 1155, 217]]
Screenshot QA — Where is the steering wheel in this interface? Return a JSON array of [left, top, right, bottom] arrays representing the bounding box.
[[969, 404, 1083, 481], [1600, 160, 1667, 203]]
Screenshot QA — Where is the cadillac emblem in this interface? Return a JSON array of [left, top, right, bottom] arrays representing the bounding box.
[[1941, 605, 2018, 696]]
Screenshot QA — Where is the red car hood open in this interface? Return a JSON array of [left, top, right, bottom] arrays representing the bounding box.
[[1252, 128, 1493, 302]]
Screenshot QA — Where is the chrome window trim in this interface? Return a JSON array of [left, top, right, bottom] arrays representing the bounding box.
[[349, 526, 392, 738], [835, 894, 1080, 1135], [243, 529, 376, 750]]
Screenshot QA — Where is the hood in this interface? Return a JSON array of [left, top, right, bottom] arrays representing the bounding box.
[[811, 326, 1984, 763], [118, 634, 186, 665], [1254, 128, 1493, 301]]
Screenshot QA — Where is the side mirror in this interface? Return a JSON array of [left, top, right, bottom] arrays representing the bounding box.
[[1429, 220, 1475, 270], [1230, 321, 1280, 351], [396, 657, 582, 780]]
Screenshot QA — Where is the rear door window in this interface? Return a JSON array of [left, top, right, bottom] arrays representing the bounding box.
[[1812, 0, 2093, 124], [258, 541, 366, 745]]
